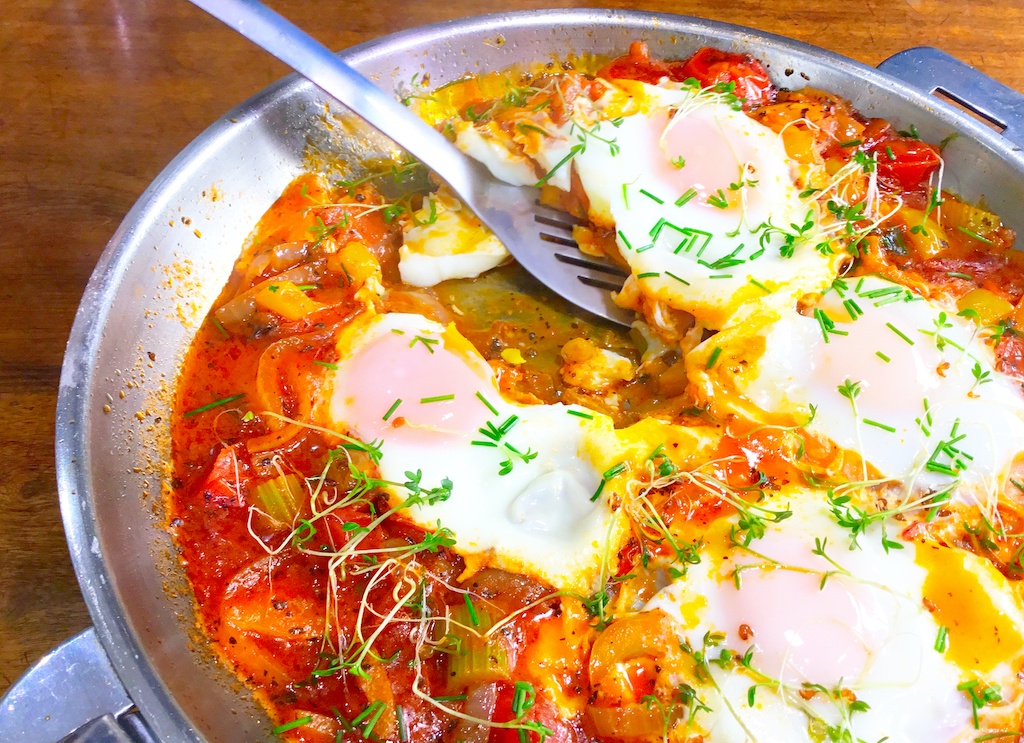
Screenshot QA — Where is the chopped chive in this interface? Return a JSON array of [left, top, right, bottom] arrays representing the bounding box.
[[314, 360, 339, 371], [639, 188, 664, 204], [517, 122, 549, 137], [927, 462, 959, 477], [410, 335, 439, 353], [498, 415, 519, 437], [922, 398, 934, 432], [590, 479, 606, 502], [183, 393, 245, 418], [211, 317, 230, 338], [618, 230, 634, 251], [876, 351, 891, 362], [637, 271, 660, 279], [471, 440, 498, 448], [946, 271, 974, 280], [858, 286, 905, 299], [351, 701, 383, 727], [838, 138, 863, 148], [956, 225, 994, 244], [709, 274, 734, 279], [706, 347, 723, 369], [813, 308, 848, 343], [874, 295, 906, 308], [534, 147, 579, 187], [935, 626, 949, 653], [636, 243, 655, 252], [433, 694, 468, 703], [885, 145, 896, 160], [675, 187, 698, 207], [421, 394, 455, 404], [567, 409, 594, 419], [463, 594, 480, 626], [603, 462, 627, 480], [707, 189, 729, 209], [476, 391, 499, 416], [843, 298, 863, 320], [665, 271, 691, 285], [700, 257, 743, 270], [272, 716, 314, 734], [749, 278, 771, 293], [621, 183, 629, 208], [383, 398, 403, 421], [863, 418, 897, 433], [886, 322, 915, 345], [674, 227, 713, 255], [362, 703, 386, 737], [295, 283, 319, 291], [396, 706, 408, 742]]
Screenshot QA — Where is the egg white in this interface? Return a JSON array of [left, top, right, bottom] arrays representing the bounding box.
[[689, 276, 1024, 510], [644, 490, 1024, 742], [321, 311, 634, 593], [399, 193, 509, 287], [456, 80, 845, 329]]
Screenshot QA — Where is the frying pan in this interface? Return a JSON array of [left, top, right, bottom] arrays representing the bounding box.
[[4, 8, 1024, 742]]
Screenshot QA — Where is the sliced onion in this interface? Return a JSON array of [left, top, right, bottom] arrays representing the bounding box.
[[215, 264, 323, 334], [381, 288, 454, 325], [462, 568, 550, 612], [586, 703, 666, 739], [588, 609, 676, 689], [271, 241, 311, 271], [450, 682, 498, 743], [238, 249, 274, 290], [214, 292, 259, 332], [246, 336, 316, 454]]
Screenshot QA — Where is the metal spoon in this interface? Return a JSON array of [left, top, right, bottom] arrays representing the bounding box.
[[186, 0, 632, 327]]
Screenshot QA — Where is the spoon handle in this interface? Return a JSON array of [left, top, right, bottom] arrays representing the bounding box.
[[187, 0, 477, 194]]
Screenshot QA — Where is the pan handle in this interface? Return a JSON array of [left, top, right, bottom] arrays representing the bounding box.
[[0, 628, 156, 743], [877, 46, 1024, 150]]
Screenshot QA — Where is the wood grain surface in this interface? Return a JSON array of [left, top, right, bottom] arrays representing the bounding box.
[[2, 0, 1022, 703]]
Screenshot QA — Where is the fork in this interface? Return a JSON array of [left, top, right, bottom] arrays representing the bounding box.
[[186, 0, 633, 327]]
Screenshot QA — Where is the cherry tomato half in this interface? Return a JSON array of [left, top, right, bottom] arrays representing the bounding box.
[[596, 41, 677, 85], [869, 136, 942, 191], [677, 46, 776, 108], [596, 42, 776, 109]]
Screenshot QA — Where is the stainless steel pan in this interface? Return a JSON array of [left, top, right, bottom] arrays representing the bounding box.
[[4, 8, 1024, 742]]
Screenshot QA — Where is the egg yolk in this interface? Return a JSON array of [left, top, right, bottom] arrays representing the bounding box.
[[333, 325, 492, 446], [917, 542, 1024, 673]]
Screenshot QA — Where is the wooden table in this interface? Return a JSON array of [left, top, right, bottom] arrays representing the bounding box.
[[2, 0, 1022, 701]]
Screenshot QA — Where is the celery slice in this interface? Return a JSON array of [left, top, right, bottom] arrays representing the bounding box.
[[253, 474, 303, 525], [447, 603, 508, 690]]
